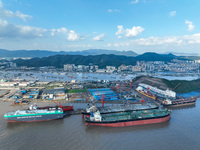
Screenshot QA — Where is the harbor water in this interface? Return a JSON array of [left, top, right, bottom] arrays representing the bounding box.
[[0, 100, 200, 150], [0, 71, 200, 82]]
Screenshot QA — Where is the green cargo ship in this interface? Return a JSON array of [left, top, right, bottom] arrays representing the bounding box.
[[4, 105, 64, 122]]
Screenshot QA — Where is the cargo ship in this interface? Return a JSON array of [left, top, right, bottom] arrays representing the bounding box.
[[136, 83, 176, 99], [162, 97, 197, 107], [4, 105, 64, 122], [85, 109, 171, 127], [82, 102, 159, 117]]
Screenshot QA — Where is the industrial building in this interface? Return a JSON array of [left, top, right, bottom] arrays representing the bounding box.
[[89, 88, 118, 101], [42, 88, 66, 100]]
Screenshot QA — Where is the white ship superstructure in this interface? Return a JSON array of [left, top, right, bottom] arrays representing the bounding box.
[[137, 83, 176, 99]]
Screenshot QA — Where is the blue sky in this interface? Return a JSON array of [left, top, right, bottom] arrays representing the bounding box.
[[0, 0, 200, 54]]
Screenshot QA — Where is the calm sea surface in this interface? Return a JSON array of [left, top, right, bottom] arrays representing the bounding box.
[[0, 100, 200, 150], [0, 71, 199, 82]]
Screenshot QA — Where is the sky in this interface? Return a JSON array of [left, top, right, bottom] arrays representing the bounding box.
[[0, 0, 200, 55]]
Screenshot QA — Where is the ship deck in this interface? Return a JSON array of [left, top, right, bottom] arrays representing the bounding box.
[[97, 103, 159, 114]]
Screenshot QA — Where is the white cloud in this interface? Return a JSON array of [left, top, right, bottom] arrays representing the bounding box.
[[0, 19, 47, 38], [93, 33, 105, 41], [169, 11, 176, 17], [134, 36, 183, 46], [116, 25, 124, 36], [185, 20, 195, 31], [116, 25, 144, 38], [108, 9, 120, 13], [67, 30, 80, 41], [104, 33, 200, 52], [106, 43, 112, 47], [133, 33, 200, 46], [131, 0, 139, 4], [125, 26, 144, 37], [51, 27, 68, 36], [117, 36, 122, 39], [0, 0, 32, 21]]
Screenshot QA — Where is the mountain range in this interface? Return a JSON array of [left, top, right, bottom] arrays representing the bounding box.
[[0, 49, 138, 58], [13, 52, 183, 68]]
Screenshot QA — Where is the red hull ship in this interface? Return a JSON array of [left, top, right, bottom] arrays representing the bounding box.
[[32, 100, 73, 112], [85, 109, 171, 127], [162, 97, 196, 107], [37, 105, 73, 111]]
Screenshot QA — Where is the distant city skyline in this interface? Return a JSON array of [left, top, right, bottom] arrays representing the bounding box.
[[0, 0, 200, 55]]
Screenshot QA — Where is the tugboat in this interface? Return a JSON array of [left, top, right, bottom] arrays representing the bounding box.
[[9, 99, 30, 106], [85, 109, 171, 127], [4, 104, 64, 122], [162, 97, 197, 107]]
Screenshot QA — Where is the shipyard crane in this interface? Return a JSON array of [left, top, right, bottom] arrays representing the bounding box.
[[95, 87, 105, 107], [129, 80, 134, 89], [141, 95, 145, 103], [151, 81, 156, 86], [173, 83, 181, 91]]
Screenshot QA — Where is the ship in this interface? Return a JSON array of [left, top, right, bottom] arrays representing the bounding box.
[[34, 100, 74, 112], [136, 83, 176, 99], [35, 104, 73, 112], [4, 105, 64, 122], [162, 97, 197, 107], [85, 109, 171, 127], [9, 99, 30, 106], [82, 102, 160, 117], [135, 87, 156, 100]]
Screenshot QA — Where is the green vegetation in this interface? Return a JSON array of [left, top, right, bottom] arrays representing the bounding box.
[[66, 89, 87, 93], [161, 78, 200, 93], [14, 53, 187, 69]]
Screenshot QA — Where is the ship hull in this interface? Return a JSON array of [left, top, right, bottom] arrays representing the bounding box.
[[85, 115, 171, 127], [38, 106, 73, 112], [136, 89, 156, 100], [163, 101, 196, 107], [4, 113, 64, 122]]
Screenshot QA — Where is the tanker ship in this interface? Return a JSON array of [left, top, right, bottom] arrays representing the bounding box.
[[82, 102, 159, 117], [85, 109, 171, 127]]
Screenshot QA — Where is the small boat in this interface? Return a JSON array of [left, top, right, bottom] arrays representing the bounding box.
[[9, 100, 30, 106], [4, 105, 64, 122], [85, 109, 171, 127], [162, 97, 197, 107]]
